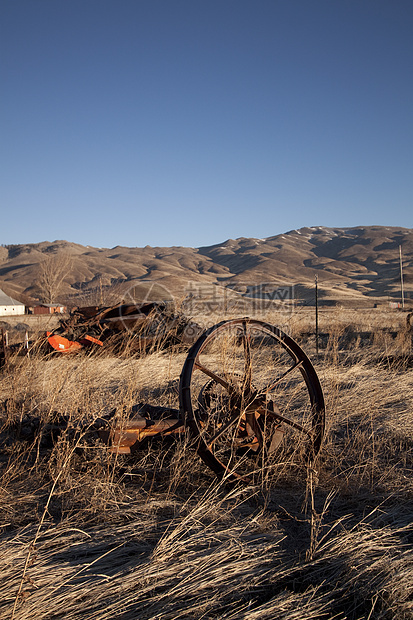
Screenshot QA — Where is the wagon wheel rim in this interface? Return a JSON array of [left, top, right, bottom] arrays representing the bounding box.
[[179, 318, 325, 483]]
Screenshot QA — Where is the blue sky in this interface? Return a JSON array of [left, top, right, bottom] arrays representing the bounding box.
[[1, 0, 412, 248]]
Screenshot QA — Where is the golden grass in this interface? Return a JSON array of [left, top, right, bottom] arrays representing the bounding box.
[[0, 307, 412, 619]]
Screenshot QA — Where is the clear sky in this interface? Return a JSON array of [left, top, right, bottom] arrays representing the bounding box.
[[1, 0, 412, 249]]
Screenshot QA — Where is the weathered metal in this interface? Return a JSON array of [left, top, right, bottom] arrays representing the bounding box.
[[47, 333, 83, 352], [103, 418, 183, 454], [47, 301, 202, 354], [2, 318, 326, 481], [89, 319, 325, 481], [178, 318, 325, 480]]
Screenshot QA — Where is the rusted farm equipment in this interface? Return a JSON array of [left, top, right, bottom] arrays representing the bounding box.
[[91, 317, 325, 481], [3, 318, 326, 482], [46, 301, 202, 354]]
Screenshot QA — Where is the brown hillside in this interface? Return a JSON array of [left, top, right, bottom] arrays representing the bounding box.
[[0, 226, 411, 306]]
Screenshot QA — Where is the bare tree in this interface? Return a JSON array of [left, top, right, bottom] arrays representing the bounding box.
[[36, 253, 73, 303], [73, 278, 125, 307]]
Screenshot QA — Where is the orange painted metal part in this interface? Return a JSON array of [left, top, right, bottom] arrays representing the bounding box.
[[103, 418, 183, 454], [47, 333, 83, 352], [47, 332, 104, 352], [83, 334, 104, 346]]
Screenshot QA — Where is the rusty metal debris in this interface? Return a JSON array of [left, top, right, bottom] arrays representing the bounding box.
[[1, 318, 326, 482], [46, 301, 202, 354]]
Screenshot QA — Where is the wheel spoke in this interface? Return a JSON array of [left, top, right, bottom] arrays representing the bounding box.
[[194, 360, 231, 391], [260, 359, 304, 395], [259, 404, 313, 438]]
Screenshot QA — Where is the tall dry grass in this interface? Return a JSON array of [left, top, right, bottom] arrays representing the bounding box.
[[0, 307, 412, 619]]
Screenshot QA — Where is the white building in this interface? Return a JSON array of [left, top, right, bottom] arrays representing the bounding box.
[[0, 289, 25, 316]]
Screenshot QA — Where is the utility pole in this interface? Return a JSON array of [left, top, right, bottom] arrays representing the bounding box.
[[315, 274, 319, 356], [99, 276, 104, 306], [399, 245, 405, 310]]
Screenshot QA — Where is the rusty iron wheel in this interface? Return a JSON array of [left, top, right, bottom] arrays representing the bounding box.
[[179, 318, 325, 482]]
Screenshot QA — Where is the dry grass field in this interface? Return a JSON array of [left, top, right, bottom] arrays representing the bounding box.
[[0, 307, 412, 620]]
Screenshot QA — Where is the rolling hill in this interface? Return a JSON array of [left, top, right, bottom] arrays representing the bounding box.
[[0, 226, 411, 307]]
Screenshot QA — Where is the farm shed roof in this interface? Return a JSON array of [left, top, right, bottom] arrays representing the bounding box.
[[36, 303, 64, 308], [0, 289, 24, 306]]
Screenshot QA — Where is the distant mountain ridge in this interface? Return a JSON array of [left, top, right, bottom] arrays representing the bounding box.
[[0, 226, 411, 306]]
